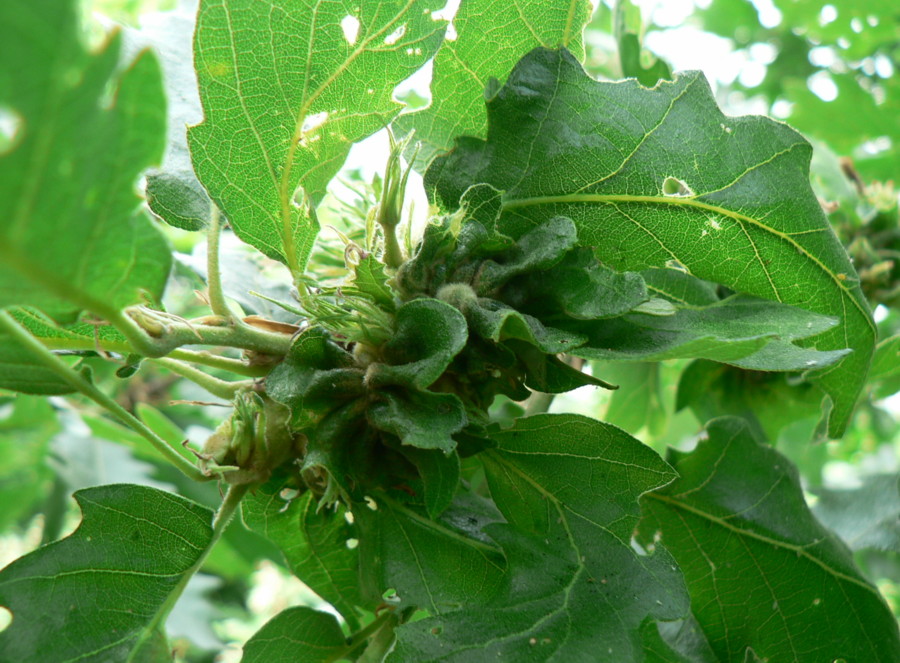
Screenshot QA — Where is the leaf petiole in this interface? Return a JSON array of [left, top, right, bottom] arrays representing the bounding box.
[[151, 357, 255, 400], [0, 310, 210, 482]]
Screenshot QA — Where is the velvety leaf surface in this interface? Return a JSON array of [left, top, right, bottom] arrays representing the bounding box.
[[369, 298, 468, 390], [641, 417, 900, 662], [368, 389, 467, 452], [391, 414, 688, 662], [396, 0, 592, 165], [0, 0, 171, 322], [425, 47, 875, 436], [242, 480, 365, 626], [188, 0, 447, 272], [241, 606, 348, 662], [812, 474, 900, 553], [0, 484, 214, 663]]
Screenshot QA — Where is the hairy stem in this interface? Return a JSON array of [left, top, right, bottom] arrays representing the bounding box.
[[206, 206, 232, 319], [112, 307, 294, 358], [0, 310, 208, 482], [152, 358, 254, 400]]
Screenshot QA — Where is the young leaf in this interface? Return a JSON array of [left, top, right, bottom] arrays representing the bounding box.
[[368, 298, 468, 390], [242, 481, 365, 627], [0, 0, 171, 323], [425, 47, 875, 437], [641, 417, 900, 661], [396, 0, 593, 166], [392, 414, 689, 662], [241, 606, 349, 662], [188, 0, 447, 274], [0, 484, 215, 663]]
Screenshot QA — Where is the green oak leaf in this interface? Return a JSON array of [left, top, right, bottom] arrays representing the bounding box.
[[641, 417, 900, 662], [393, 445, 461, 519], [871, 334, 900, 399], [601, 362, 667, 436], [0, 308, 133, 396], [350, 255, 396, 312], [368, 299, 468, 390], [0, 397, 60, 531], [812, 474, 900, 554], [425, 47, 875, 437], [242, 480, 365, 627], [396, 0, 593, 166], [0, 339, 76, 396], [0, 484, 214, 663], [391, 414, 688, 662], [504, 247, 649, 320], [368, 389, 467, 453], [569, 295, 849, 370], [188, 0, 447, 273], [354, 492, 506, 613], [0, 0, 171, 323], [241, 606, 351, 662], [676, 359, 823, 442]]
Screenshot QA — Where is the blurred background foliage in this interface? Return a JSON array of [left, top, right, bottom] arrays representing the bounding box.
[[1, 0, 898, 660]]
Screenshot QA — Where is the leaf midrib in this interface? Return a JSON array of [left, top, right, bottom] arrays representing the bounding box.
[[646, 491, 879, 595]]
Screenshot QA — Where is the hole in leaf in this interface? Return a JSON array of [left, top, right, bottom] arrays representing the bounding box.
[[345, 538, 359, 549], [340, 15, 360, 44], [279, 486, 299, 501], [662, 176, 694, 197], [384, 24, 406, 45], [0, 105, 23, 156], [301, 111, 329, 135], [0, 606, 11, 633], [382, 588, 400, 602]]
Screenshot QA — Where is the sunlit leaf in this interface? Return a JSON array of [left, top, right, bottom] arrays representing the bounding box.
[[0, 484, 214, 663], [397, 0, 593, 165], [188, 0, 448, 273], [0, 0, 170, 322]]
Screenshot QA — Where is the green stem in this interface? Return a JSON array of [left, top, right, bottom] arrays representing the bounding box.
[[112, 307, 294, 358], [168, 349, 270, 377], [132, 484, 249, 656], [381, 225, 404, 269], [0, 310, 208, 482], [151, 358, 253, 400], [525, 391, 555, 416], [39, 336, 268, 377], [206, 206, 231, 319], [331, 611, 396, 663]]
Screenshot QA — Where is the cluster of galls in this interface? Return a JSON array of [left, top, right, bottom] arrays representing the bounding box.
[[200, 201, 631, 515]]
